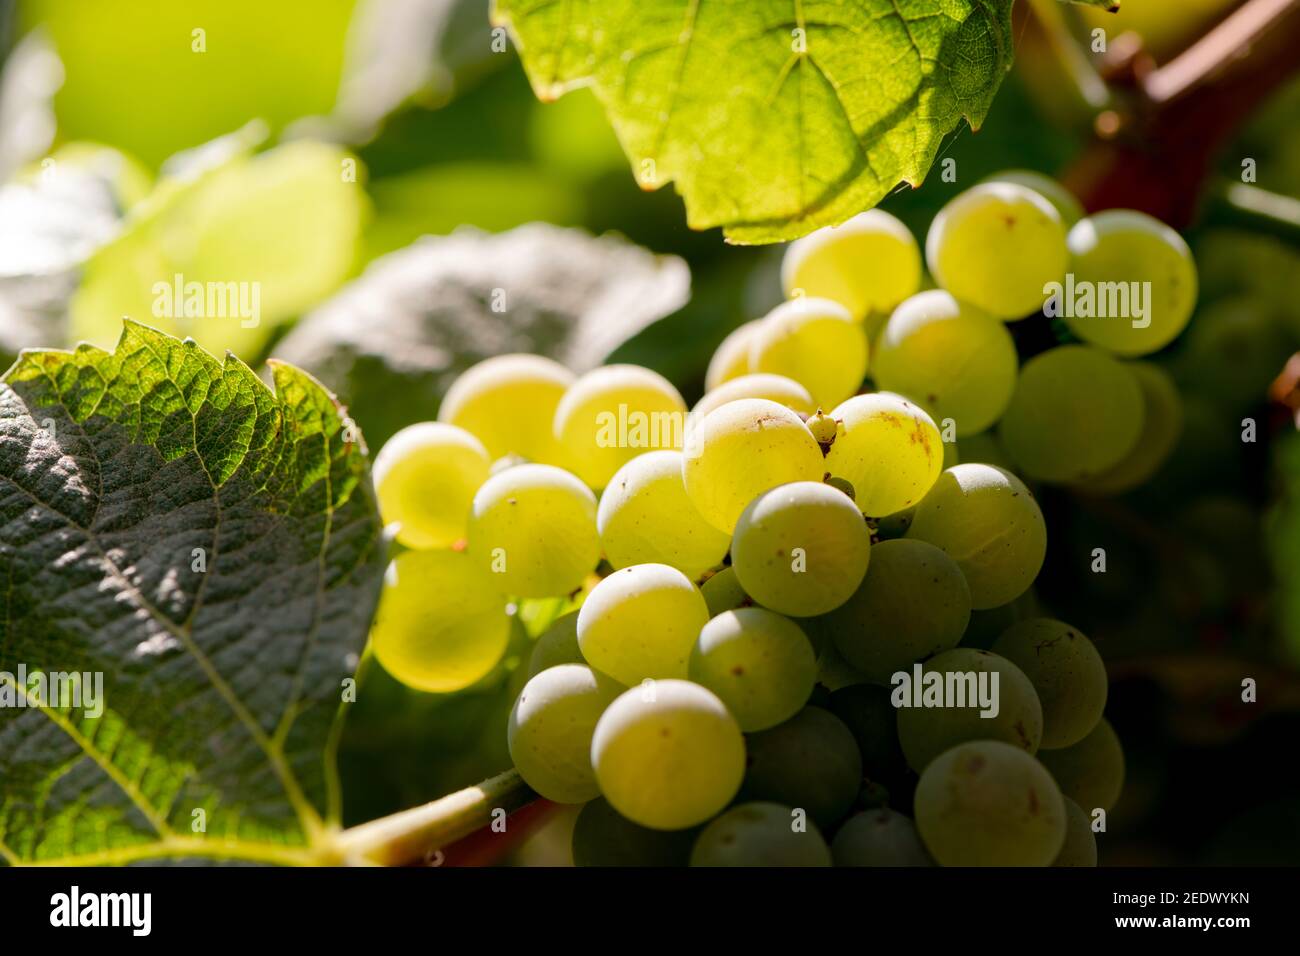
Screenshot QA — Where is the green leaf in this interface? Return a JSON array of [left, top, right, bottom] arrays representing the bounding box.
[[0, 321, 386, 865], [493, 0, 1016, 243]]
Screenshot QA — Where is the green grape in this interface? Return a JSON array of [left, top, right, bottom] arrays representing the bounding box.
[[371, 422, 491, 549], [780, 209, 922, 321], [824, 393, 943, 517], [961, 590, 1041, 650], [955, 430, 1018, 472], [577, 564, 710, 685], [740, 706, 863, 829], [507, 664, 623, 803], [731, 481, 871, 617], [597, 450, 731, 580], [748, 298, 869, 410], [1063, 210, 1198, 356], [872, 291, 1018, 436], [689, 373, 816, 433], [371, 549, 510, 693], [467, 463, 600, 598], [914, 740, 1066, 866], [822, 538, 971, 684], [700, 566, 753, 616], [905, 464, 1047, 609], [1053, 797, 1099, 867], [526, 611, 584, 679], [1037, 718, 1125, 813], [682, 398, 825, 534], [552, 364, 687, 489], [827, 684, 907, 783], [571, 797, 698, 866], [980, 169, 1084, 224], [705, 318, 762, 390], [591, 679, 745, 830], [992, 618, 1108, 749], [926, 182, 1068, 319], [438, 353, 575, 463], [1175, 296, 1293, 412], [690, 802, 832, 867], [999, 345, 1145, 483], [895, 647, 1044, 772], [689, 607, 817, 731], [831, 809, 934, 866]]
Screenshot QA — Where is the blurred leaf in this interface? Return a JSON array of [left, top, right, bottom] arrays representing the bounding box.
[[0, 27, 59, 181]]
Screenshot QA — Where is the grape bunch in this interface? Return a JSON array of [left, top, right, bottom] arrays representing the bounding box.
[[365, 170, 1192, 866]]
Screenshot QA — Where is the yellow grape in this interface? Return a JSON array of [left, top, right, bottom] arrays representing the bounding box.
[[705, 319, 763, 390], [371, 422, 490, 549], [749, 298, 869, 409], [824, 393, 942, 518], [438, 353, 574, 463]]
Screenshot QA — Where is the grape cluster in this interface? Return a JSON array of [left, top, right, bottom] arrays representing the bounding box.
[[366, 170, 1193, 866]]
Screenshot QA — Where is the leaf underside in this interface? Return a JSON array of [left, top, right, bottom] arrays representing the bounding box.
[[0, 321, 386, 865], [493, 0, 1016, 244]]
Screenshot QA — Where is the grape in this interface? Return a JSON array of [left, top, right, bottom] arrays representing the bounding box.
[[824, 393, 943, 518], [914, 740, 1066, 866], [981, 169, 1084, 224], [748, 298, 869, 409], [1037, 717, 1125, 813], [371, 422, 491, 549], [780, 209, 922, 321], [895, 647, 1044, 772], [700, 566, 753, 616], [507, 664, 623, 803], [906, 464, 1047, 609], [872, 290, 1018, 436], [370, 550, 510, 693], [571, 797, 698, 866], [874, 505, 915, 540], [1175, 296, 1293, 413], [961, 590, 1041, 650], [552, 364, 687, 489], [831, 809, 934, 866], [689, 607, 817, 731], [591, 679, 745, 830], [827, 684, 906, 781], [577, 564, 710, 685], [926, 182, 1068, 319], [526, 611, 583, 679], [597, 450, 731, 580], [992, 618, 1107, 749], [740, 706, 863, 829], [822, 538, 971, 684], [999, 345, 1145, 483], [1063, 210, 1198, 356], [682, 398, 825, 534], [467, 463, 600, 598], [1053, 797, 1098, 867], [705, 318, 762, 390], [437, 353, 574, 463], [690, 802, 831, 867], [689, 373, 816, 436]]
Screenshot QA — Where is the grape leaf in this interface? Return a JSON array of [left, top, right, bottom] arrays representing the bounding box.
[[0, 322, 386, 865], [492, 0, 1016, 243]]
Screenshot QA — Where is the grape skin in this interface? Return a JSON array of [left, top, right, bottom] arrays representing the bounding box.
[[437, 353, 574, 463], [1085, 361, 1183, 495], [690, 802, 832, 867], [688, 372, 816, 431], [571, 797, 698, 867], [980, 169, 1084, 225], [992, 618, 1108, 749], [748, 298, 869, 410], [740, 706, 863, 830], [525, 611, 583, 679], [832, 809, 934, 867], [1053, 797, 1099, 867], [1037, 717, 1125, 813], [705, 318, 763, 391], [824, 392, 943, 518], [371, 422, 490, 549], [700, 566, 753, 616]]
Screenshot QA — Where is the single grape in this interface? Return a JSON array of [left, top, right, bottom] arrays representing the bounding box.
[[689, 373, 816, 433], [1176, 296, 1295, 413], [740, 706, 863, 830], [905, 464, 1047, 609], [980, 169, 1084, 224], [591, 680, 746, 830], [437, 353, 575, 463], [873, 290, 1018, 436], [597, 450, 731, 580], [999, 345, 1145, 483], [700, 566, 753, 616], [748, 298, 869, 410], [1037, 718, 1125, 813], [827, 684, 906, 781], [682, 398, 825, 534], [1086, 363, 1184, 495], [705, 318, 763, 391], [508, 664, 624, 803], [926, 182, 1068, 319], [1063, 210, 1198, 355], [690, 802, 832, 867], [552, 364, 687, 489], [992, 618, 1107, 749], [571, 797, 698, 866], [577, 564, 710, 685], [689, 607, 817, 731], [780, 209, 922, 321], [831, 809, 934, 866], [1053, 797, 1099, 867], [914, 740, 1067, 866], [822, 538, 971, 684], [895, 647, 1044, 772], [824, 393, 943, 518], [466, 463, 600, 598], [370, 549, 510, 692], [526, 611, 584, 679], [371, 422, 491, 549]]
